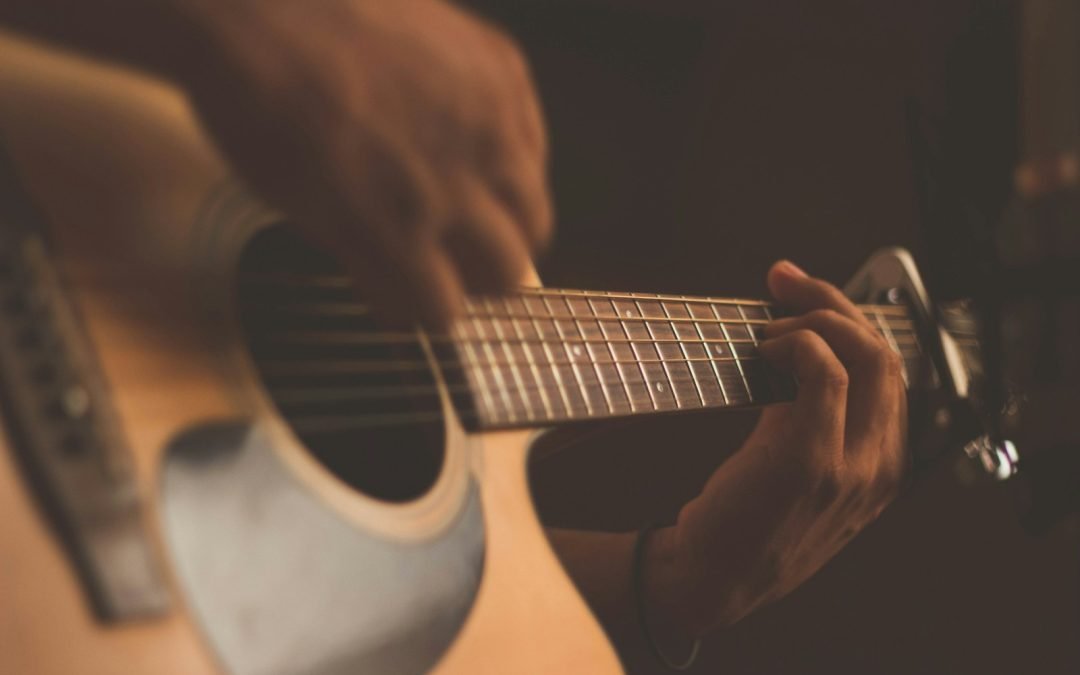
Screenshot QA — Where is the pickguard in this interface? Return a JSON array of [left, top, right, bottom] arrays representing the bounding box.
[[160, 421, 485, 675]]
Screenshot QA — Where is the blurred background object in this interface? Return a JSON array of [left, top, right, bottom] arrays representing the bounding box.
[[464, 1, 1080, 672]]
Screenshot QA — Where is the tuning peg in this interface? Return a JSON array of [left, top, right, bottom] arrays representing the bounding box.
[[963, 435, 1020, 481]]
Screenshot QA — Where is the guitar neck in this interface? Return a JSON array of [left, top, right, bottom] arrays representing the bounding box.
[[441, 288, 917, 430]]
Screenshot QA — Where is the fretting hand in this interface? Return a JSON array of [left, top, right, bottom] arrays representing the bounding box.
[[645, 261, 908, 635]]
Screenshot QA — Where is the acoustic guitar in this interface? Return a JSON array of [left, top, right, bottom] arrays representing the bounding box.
[[0, 33, 1003, 675]]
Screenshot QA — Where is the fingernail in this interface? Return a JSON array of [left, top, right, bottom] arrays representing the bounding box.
[[778, 260, 807, 278]]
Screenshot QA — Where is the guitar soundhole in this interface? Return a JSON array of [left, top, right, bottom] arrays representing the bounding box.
[[235, 227, 445, 503]]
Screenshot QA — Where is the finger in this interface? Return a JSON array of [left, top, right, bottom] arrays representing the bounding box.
[[489, 151, 554, 252], [487, 27, 549, 160], [766, 261, 876, 332], [764, 310, 902, 450], [443, 178, 534, 292], [344, 233, 467, 330], [757, 330, 848, 469]]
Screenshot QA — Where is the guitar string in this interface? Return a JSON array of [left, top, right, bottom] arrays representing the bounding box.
[[247, 330, 931, 376], [278, 369, 790, 435], [246, 314, 931, 376], [254, 332, 933, 349], [240, 281, 951, 431], [260, 339, 927, 431], [245, 303, 917, 330], [242, 273, 914, 313], [256, 348, 924, 377], [253, 317, 927, 369], [251, 335, 930, 429]]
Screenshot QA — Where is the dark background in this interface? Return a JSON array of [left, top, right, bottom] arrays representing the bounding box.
[[464, 2, 1079, 673]]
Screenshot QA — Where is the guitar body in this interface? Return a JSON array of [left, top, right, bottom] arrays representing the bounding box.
[[0, 33, 622, 675]]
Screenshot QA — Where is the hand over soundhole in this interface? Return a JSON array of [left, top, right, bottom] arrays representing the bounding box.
[[176, 0, 552, 327]]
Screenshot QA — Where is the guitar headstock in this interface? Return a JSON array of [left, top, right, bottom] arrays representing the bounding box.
[[845, 248, 1020, 480]]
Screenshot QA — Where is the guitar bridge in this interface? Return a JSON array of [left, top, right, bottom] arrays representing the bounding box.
[[0, 151, 169, 621]]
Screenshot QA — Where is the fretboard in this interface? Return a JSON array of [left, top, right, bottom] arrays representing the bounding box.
[[441, 288, 918, 429]]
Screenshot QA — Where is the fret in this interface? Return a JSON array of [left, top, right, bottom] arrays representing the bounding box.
[[713, 303, 754, 404], [623, 315, 669, 413], [641, 361, 678, 409], [564, 310, 626, 415], [713, 304, 753, 339], [633, 300, 679, 410], [467, 309, 773, 327], [444, 289, 916, 430], [448, 335, 763, 348], [470, 313, 526, 423], [545, 296, 606, 416], [564, 296, 594, 318], [579, 301, 634, 414], [738, 303, 774, 402], [452, 319, 503, 425], [496, 298, 552, 419], [740, 304, 772, 322], [508, 298, 565, 419], [520, 287, 776, 312], [622, 324, 669, 408], [444, 353, 779, 371], [654, 300, 703, 408], [715, 359, 752, 405], [523, 297, 584, 417], [580, 317, 629, 408], [593, 309, 653, 411], [673, 299, 725, 406], [588, 296, 619, 318], [483, 304, 538, 420], [759, 304, 796, 401], [687, 301, 731, 405], [627, 334, 666, 408]]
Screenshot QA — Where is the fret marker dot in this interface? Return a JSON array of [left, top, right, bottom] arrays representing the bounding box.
[[573, 345, 584, 357], [714, 344, 724, 355], [625, 310, 634, 317], [655, 381, 665, 393]]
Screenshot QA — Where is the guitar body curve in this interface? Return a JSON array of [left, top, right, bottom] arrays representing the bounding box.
[[0, 32, 622, 675]]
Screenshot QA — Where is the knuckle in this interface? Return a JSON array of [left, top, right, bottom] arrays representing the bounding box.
[[808, 308, 843, 325], [820, 361, 850, 390], [791, 328, 826, 352], [791, 330, 848, 388], [810, 278, 845, 302]]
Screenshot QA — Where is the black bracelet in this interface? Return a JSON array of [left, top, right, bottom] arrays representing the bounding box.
[[632, 522, 702, 671]]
